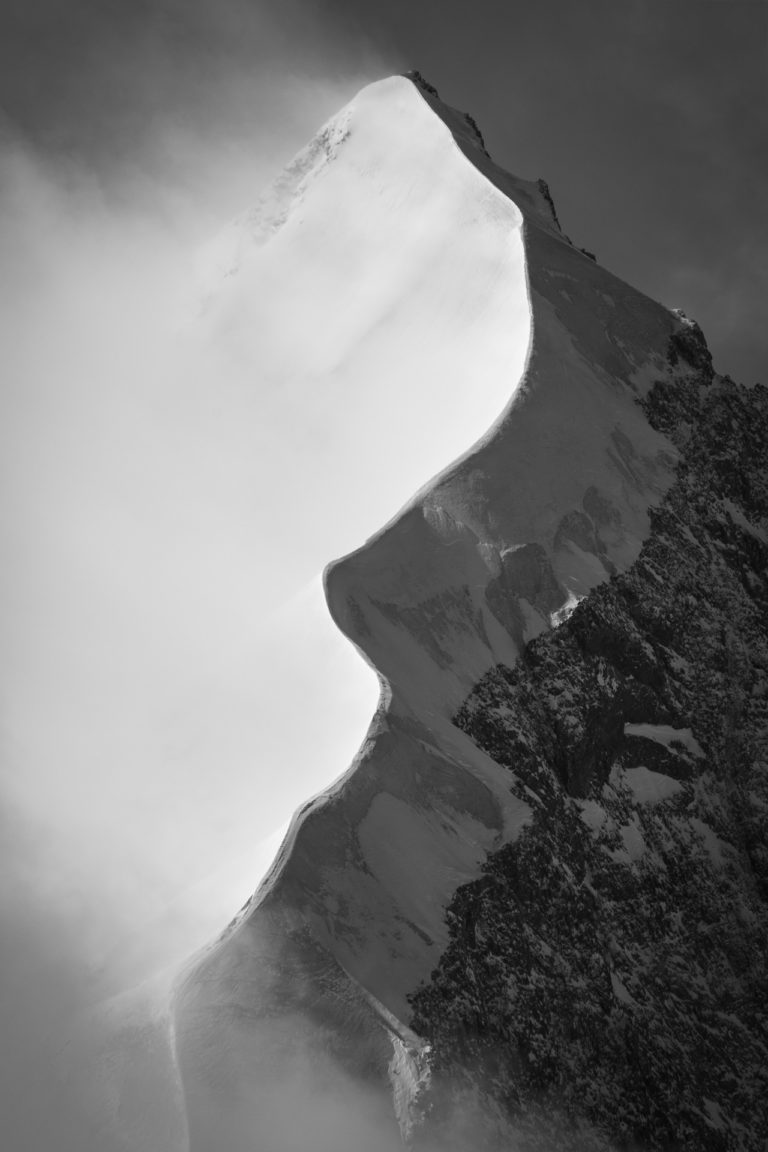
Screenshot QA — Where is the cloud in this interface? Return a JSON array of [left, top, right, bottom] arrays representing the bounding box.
[[0, 16, 533, 1145], [0, 3, 394, 1145]]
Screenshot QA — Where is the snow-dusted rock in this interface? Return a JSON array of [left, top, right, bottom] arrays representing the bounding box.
[[410, 373, 768, 1152]]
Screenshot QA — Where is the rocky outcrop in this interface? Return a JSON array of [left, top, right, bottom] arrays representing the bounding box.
[[409, 354, 768, 1150]]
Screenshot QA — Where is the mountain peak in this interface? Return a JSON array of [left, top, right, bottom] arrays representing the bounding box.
[[76, 74, 766, 1152]]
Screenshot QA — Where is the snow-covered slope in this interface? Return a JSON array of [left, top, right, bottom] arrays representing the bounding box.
[[83, 73, 767, 1151], [166, 74, 688, 1151]]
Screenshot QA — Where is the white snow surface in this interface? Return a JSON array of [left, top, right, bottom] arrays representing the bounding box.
[[577, 799, 608, 832], [85, 74, 687, 1149], [624, 722, 705, 758], [623, 765, 686, 804]]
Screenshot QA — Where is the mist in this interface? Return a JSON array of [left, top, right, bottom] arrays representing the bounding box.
[[0, 4, 536, 1146], [0, 3, 397, 1144]]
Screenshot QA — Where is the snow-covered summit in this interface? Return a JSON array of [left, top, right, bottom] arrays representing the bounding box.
[[81, 73, 751, 1151]]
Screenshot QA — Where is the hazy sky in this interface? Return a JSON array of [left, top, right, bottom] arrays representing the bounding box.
[[0, 0, 765, 1142]]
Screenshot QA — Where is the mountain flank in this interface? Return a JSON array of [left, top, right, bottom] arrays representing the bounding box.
[[71, 73, 766, 1152]]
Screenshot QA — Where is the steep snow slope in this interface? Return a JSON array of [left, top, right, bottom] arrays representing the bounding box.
[[163, 74, 690, 1152]]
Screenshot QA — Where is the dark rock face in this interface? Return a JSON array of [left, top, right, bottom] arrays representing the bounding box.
[[409, 349, 768, 1150], [536, 178, 563, 232], [667, 311, 715, 386]]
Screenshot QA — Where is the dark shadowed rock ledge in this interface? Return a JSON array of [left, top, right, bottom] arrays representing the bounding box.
[[409, 332, 768, 1151]]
